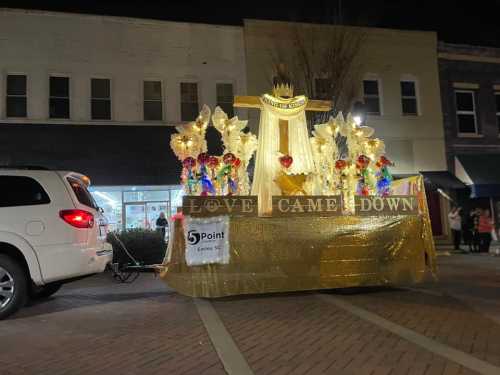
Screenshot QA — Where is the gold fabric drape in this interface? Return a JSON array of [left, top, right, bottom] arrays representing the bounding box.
[[160, 176, 436, 298]]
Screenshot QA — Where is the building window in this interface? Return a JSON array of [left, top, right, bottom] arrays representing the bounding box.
[[216, 83, 234, 117], [363, 79, 381, 115], [91, 78, 111, 120], [144, 81, 163, 121], [495, 92, 500, 132], [6, 74, 27, 118], [400, 81, 418, 116], [315, 78, 332, 100], [49, 76, 70, 119], [180, 82, 199, 121], [455, 90, 477, 134]]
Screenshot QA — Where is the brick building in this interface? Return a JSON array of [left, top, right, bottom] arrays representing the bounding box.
[[439, 42, 500, 234]]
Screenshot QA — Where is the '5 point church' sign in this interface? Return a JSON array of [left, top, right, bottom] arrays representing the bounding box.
[[184, 216, 230, 266]]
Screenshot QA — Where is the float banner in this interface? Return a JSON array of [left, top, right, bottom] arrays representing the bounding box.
[[184, 216, 230, 266], [183, 196, 258, 217], [271, 196, 343, 217], [355, 196, 418, 216]]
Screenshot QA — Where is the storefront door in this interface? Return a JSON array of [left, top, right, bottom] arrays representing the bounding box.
[[124, 201, 169, 230], [124, 203, 147, 229]]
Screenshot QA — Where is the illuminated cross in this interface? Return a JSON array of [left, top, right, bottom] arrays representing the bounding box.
[[234, 95, 332, 155]]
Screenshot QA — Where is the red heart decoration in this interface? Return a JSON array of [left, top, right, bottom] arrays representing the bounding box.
[[279, 155, 293, 169], [335, 159, 347, 170]]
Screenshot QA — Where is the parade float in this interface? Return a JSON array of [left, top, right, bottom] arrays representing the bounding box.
[[159, 80, 436, 298]]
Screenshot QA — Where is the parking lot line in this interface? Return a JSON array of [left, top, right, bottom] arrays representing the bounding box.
[[317, 293, 500, 375], [194, 298, 254, 375]]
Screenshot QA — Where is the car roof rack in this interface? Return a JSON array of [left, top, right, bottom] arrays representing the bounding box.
[[0, 165, 51, 170]]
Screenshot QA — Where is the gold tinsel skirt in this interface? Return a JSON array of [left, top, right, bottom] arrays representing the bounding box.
[[160, 212, 436, 298]]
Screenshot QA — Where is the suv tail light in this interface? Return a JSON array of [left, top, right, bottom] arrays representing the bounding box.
[[59, 209, 94, 229]]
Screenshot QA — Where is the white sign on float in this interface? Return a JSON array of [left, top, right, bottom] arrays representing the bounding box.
[[184, 216, 230, 266]]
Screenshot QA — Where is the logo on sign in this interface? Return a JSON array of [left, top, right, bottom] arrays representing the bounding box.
[[187, 230, 201, 245], [187, 229, 225, 246]]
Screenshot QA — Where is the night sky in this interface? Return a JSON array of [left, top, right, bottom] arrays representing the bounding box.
[[2, 0, 500, 48]]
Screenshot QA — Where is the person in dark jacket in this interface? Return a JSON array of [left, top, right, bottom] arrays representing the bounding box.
[[463, 208, 476, 252], [156, 212, 168, 241]]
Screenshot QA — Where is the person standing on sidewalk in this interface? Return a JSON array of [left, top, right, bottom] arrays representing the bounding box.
[[156, 212, 168, 242], [478, 209, 494, 253], [448, 206, 462, 251], [471, 208, 481, 252], [463, 209, 475, 252]]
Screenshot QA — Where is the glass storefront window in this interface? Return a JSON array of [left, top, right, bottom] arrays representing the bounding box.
[[124, 190, 169, 203], [170, 189, 184, 215], [91, 190, 123, 232], [90, 185, 182, 232]]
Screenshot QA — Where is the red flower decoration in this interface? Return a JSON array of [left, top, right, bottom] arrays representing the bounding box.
[[171, 212, 185, 222], [233, 158, 241, 168], [357, 154, 370, 168], [279, 155, 293, 169], [208, 156, 220, 169], [197, 152, 210, 165], [335, 159, 347, 170], [379, 156, 392, 166], [182, 157, 196, 169], [223, 153, 236, 165]]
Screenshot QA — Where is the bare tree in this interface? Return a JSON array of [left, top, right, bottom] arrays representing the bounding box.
[[271, 22, 366, 124]]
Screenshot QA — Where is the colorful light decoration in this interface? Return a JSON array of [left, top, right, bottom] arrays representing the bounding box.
[[170, 103, 394, 202]]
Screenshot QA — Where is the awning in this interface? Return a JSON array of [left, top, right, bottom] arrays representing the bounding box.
[[455, 154, 500, 198], [419, 171, 467, 191]]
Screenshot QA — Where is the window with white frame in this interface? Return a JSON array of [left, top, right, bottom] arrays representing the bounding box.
[[6, 74, 27, 118], [455, 90, 477, 134], [362, 79, 381, 115], [495, 92, 500, 132], [400, 80, 418, 116], [180, 82, 199, 121], [216, 83, 234, 117], [143, 81, 163, 121], [49, 76, 70, 119], [91, 78, 111, 120]]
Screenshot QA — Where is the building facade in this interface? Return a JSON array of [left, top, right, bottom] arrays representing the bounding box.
[[1, 9, 453, 234], [0, 8, 246, 230], [439, 42, 500, 233]]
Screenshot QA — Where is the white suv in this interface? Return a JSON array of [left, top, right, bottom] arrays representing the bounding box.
[[0, 168, 112, 319]]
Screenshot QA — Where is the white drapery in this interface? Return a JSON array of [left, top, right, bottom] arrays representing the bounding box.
[[251, 97, 316, 215]]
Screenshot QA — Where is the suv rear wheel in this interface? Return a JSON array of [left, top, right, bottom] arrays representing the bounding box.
[[0, 254, 28, 319]]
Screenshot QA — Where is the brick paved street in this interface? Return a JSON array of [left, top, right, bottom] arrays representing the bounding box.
[[1, 253, 499, 375]]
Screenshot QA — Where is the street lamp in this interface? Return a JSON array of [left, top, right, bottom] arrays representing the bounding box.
[[352, 101, 366, 126]]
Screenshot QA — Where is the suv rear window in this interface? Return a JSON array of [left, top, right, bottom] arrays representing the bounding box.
[[67, 177, 97, 209], [0, 176, 51, 207]]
